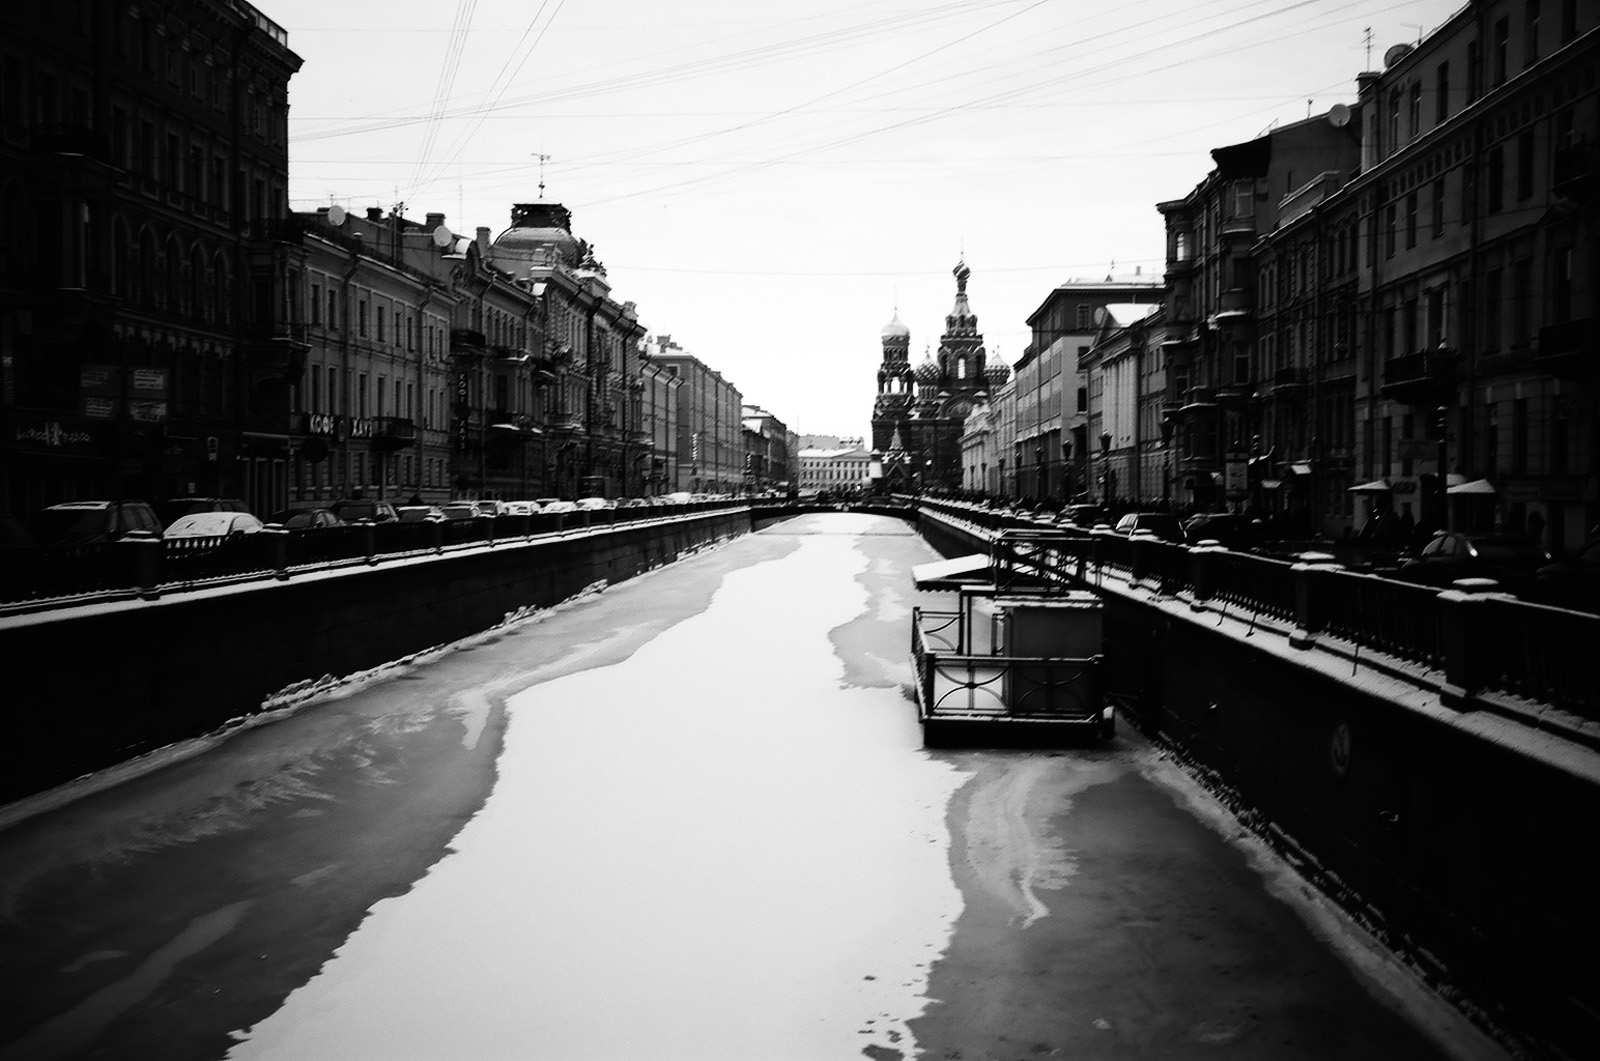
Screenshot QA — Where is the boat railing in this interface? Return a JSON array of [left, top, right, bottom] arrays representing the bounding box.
[[912, 613, 1102, 723]]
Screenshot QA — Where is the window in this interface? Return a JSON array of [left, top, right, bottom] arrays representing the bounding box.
[[1427, 287, 1446, 347], [1408, 83, 1421, 139], [311, 365, 322, 414], [1511, 259, 1532, 343], [1487, 145, 1504, 212], [1516, 131, 1534, 199], [1406, 192, 1418, 248], [311, 282, 321, 325], [1385, 203, 1397, 257], [376, 306, 385, 342], [1525, 0, 1540, 66], [358, 298, 368, 337], [1492, 17, 1508, 86], [358, 374, 368, 417], [1432, 178, 1445, 237], [1435, 61, 1450, 123], [1387, 91, 1401, 151], [1562, 0, 1578, 43], [393, 311, 401, 346], [1483, 268, 1502, 350], [328, 288, 338, 330], [1467, 39, 1482, 102], [1552, 245, 1573, 321]]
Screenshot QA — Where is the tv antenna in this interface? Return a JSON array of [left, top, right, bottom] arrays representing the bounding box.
[[1363, 26, 1373, 69], [533, 152, 552, 199]]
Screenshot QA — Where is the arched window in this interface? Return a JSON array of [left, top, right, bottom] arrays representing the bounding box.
[[138, 228, 156, 306], [213, 253, 230, 324], [164, 237, 182, 314], [189, 245, 205, 320], [111, 218, 131, 298]]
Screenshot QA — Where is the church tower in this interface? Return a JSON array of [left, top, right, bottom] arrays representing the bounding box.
[[871, 313, 913, 454]]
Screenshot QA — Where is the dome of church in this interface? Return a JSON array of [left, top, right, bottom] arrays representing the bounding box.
[[914, 360, 940, 384], [985, 362, 1011, 386], [491, 202, 580, 268], [881, 315, 910, 340]]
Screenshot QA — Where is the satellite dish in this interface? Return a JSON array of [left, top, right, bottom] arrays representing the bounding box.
[[327, 204, 347, 227], [431, 224, 454, 249], [1327, 103, 1351, 128], [1383, 43, 1414, 68]]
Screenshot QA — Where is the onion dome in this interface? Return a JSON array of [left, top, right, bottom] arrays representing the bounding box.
[[914, 360, 940, 385], [881, 314, 911, 340], [985, 362, 1011, 386], [491, 202, 579, 269]]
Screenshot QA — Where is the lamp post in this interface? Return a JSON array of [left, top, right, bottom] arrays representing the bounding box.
[[1436, 403, 1449, 531], [1099, 431, 1112, 504]]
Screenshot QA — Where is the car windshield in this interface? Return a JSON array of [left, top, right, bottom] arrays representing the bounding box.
[[1140, 515, 1183, 535]]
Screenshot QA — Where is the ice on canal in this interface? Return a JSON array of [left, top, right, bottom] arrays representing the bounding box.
[[227, 525, 966, 1061]]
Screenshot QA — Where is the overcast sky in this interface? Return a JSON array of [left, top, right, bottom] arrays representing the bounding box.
[[273, 0, 1467, 438]]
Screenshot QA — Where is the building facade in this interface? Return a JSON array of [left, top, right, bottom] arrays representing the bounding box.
[[798, 444, 871, 495], [651, 336, 744, 494], [1018, 276, 1161, 501], [1, 0, 303, 517]]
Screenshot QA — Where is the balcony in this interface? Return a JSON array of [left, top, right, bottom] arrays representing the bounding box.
[[30, 123, 113, 165], [548, 410, 583, 433], [1178, 386, 1218, 419], [250, 218, 308, 244], [1217, 377, 1255, 406], [491, 344, 528, 364], [1212, 287, 1253, 324], [450, 328, 486, 358], [1380, 350, 1455, 405], [1536, 318, 1595, 381], [1220, 216, 1257, 240], [243, 321, 311, 383], [372, 416, 417, 451], [1268, 366, 1310, 401], [1553, 141, 1596, 201]]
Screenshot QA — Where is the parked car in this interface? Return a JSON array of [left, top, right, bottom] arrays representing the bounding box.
[[541, 500, 578, 515], [663, 492, 693, 504], [1060, 504, 1106, 528], [1529, 537, 1600, 611], [330, 498, 399, 524], [265, 507, 343, 530], [1181, 512, 1264, 550], [532, 498, 561, 512], [501, 501, 537, 516], [1396, 531, 1550, 591], [575, 497, 613, 511], [1112, 512, 1186, 543], [156, 497, 251, 529], [30, 500, 163, 546], [163, 512, 266, 538], [396, 505, 446, 523]]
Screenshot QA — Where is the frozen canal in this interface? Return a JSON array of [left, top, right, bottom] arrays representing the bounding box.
[[0, 513, 1503, 1061]]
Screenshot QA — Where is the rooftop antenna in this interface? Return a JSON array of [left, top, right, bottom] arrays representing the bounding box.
[[533, 152, 552, 199], [1403, 23, 1423, 45], [1363, 26, 1373, 69]]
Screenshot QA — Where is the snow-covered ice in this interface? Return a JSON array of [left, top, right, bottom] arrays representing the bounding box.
[[227, 530, 966, 1060]]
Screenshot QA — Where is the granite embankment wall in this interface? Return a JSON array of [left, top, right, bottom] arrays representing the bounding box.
[[916, 504, 1599, 1054], [1, 509, 748, 805]]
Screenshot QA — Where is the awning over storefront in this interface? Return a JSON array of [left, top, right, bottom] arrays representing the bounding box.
[[1261, 478, 1284, 490], [1447, 478, 1497, 496], [1347, 478, 1392, 493]]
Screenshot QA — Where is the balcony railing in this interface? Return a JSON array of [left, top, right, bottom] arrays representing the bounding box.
[[372, 416, 417, 450], [1536, 318, 1594, 381], [30, 123, 113, 164], [1381, 350, 1454, 405], [450, 328, 486, 355]]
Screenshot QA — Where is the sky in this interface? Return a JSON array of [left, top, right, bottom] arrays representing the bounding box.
[[271, 0, 1468, 438]]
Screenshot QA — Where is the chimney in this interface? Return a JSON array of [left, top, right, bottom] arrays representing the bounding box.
[[366, 206, 383, 221], [477, 226, 491, 255], [426, 212, 445, 229]]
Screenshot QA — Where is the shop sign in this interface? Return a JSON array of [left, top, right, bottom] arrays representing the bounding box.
[[14, 418, 98, 452], [1223, 457, 1247, 496], [81, 395, 117, 420], [1391, 476, 1420, 496], [80, 364, 120, 397], [130, 368, 169, 396], [127, 399, 168, 423]]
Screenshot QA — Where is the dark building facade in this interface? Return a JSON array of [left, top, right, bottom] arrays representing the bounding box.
[[1, 0, 303, 517]]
